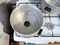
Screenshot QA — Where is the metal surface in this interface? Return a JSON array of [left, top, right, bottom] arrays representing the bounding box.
[[41, 0, 60, 15], [45, 0, 60, 7], [44, 22, 54, 30], [16, 0, 42, 10], [10, 5, 43, 37]]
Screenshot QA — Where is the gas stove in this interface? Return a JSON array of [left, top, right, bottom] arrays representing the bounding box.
[[10, 0, 60, 44]]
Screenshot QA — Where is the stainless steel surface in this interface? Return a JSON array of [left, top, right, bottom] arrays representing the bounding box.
[[10, 5, 43, 37], [45, 0, 60, 7], [44, 22, 54, 30], [41, 0, 60, 15]]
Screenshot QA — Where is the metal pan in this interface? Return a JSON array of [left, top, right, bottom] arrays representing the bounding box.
[[45, 0, 60, 7], [41, 0, 60, 15], [10, 5, 43, 37]]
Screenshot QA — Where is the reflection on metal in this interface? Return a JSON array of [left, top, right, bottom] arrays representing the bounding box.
[[10, 5, 43, 37], [44, 22, 54, 30], [45, 0, 60, 7], [44, 22, 55, 36]]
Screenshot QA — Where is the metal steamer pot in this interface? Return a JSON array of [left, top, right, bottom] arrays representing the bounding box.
[[41, 0, 60, 15], [10, 5, 43, 37], [45, 0, 60, 7]]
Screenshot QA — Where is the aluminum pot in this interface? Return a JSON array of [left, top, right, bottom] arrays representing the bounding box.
[[10, 5, 43, 37], [41, 0, 60, 15], [45, 0, 60, 7]]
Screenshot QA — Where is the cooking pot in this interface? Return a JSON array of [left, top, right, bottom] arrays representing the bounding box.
[[10, 5, 43, 37], [45, 0, 60, 7], [41, 0, 60, 15]]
